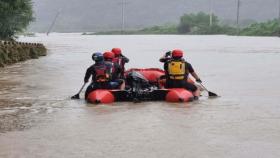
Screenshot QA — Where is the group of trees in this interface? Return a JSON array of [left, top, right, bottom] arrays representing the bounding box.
[[136, 12, 280, 36], [1, 0, 279, 37], [125, 12, 237, 35], [178, 12, 218, 34], [0, 0, 34, 40], [177, 12, 280, 36], [177, 12, 236, 35], [240, 20, 280, 36]]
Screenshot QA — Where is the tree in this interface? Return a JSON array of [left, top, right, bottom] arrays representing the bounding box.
[[0, 0, 34, 40], [177, 12, 218, 34], [240, 19, 280, 36]]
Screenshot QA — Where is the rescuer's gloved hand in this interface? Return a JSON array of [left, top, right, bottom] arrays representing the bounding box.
[[196, 78, 202, 83], [165, 51, 171, 57]]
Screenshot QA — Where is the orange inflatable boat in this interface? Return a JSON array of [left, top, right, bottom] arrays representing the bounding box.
[[86, 68, 199, 104]]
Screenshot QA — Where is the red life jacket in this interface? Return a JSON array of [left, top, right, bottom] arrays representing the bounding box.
[[104, 61, 115, 75], [94, 64, 111, 82], [113, 57, 124, 70]]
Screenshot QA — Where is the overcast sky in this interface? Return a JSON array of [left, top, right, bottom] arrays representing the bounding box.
[[29, 0, 280, 32]]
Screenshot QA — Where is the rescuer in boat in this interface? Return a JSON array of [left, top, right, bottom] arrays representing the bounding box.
[[103, 51, 125, 90], [84, 52, 123, 99], [159, 49, 202, 99], [111, 48, 129, 78]]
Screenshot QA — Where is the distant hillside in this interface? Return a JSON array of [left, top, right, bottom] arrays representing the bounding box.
[[29, 0, 280, 32]]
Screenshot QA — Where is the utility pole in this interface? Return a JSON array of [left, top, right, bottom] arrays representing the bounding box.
[[278, 0, 280, 36], [236, 0, 241, 35], [121, 0, 125, 34], [47, 11, 60, 36], [118, 0, 130, 34], [279, 0, 280, 22], [209, 0, 213, 26]]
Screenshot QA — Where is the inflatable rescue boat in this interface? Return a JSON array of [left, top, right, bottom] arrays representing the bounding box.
[[86, 68, 199, 104]]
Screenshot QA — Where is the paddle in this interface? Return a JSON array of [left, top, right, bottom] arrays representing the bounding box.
[[198, 83, 218, 97], [71, 83, 86, 99]]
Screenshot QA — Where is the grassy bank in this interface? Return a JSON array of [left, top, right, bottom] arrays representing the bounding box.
[[86, 24, 178, 35], [239, 20, 280, 36], [0, 41, 47, 67], [87, 12, 280, 36]]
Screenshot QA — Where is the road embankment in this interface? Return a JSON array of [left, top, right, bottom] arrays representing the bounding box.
[[0, 41, 47, 67]]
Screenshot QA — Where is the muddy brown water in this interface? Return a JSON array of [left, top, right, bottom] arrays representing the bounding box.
[[0, 34, 280, 158]]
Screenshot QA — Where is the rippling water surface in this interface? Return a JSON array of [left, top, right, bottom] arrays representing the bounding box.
[[0, 34, 280, 158]]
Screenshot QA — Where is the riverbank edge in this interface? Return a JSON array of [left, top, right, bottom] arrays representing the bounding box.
[[83, 18, 280, 37], [0, 41, 47, 67]]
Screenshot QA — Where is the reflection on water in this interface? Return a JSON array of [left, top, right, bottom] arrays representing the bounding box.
[[0, 34, 280, 158]]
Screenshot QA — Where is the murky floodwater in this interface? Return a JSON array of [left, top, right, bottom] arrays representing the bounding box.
[[0, 34, 280, 158]]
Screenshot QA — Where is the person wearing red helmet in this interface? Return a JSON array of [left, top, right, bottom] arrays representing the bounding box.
[[111, 48, 129, 78], [84, 51, 124, 99], [103, 51, 115, 60], [159, 49, 202, 99], [84, 52, 111, 99], [103, 51, 125, 90]]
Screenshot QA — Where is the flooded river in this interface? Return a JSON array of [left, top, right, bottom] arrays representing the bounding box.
[[0, 34, 280, 158]]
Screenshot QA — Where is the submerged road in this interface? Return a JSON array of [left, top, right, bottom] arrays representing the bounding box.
[[0, 34, 280, 158]]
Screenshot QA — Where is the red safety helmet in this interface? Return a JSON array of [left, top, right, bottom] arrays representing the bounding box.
[[111, 48, 122, 56], [172, 49, 184, 58], [103, 51, 115, 60]]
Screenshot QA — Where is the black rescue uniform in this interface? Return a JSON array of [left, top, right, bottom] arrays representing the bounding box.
[[104, 60, 124, 88], [84, 61, 122, 99], [113, 55, 129, 78], [162, 57, 198, 92]]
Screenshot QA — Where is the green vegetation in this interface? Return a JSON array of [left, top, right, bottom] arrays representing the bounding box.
[[0, 1, 47, 67], [92, 12, 280, 36], [177, 12, 236, 35], [84, 24, 178, 35], [0, 0, 34, 40], [0, 42, 46, 67], [240, 20, 280, 36], [91, 12, 237, 35], [178, 12, 218, 33], [138, 24, 178, 34]]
